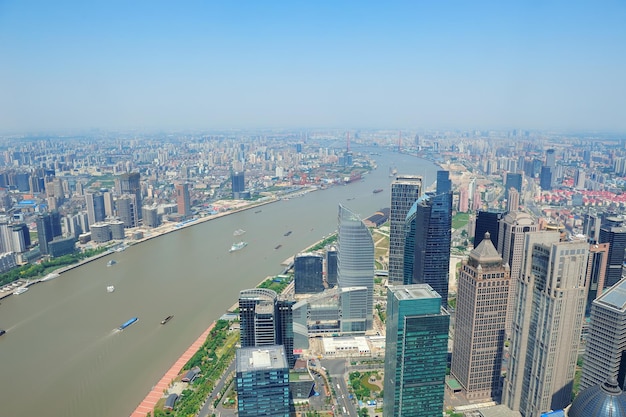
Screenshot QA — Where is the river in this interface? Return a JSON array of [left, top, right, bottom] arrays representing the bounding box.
[[0, 147, 440, 417]]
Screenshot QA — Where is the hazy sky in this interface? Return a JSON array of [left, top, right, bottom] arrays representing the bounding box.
[[1, 1, 625, 133]]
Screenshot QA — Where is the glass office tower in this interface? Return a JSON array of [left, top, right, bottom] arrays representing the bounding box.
[[236, 345, 290, 417], [383, 284, 449, 417], [403, 189, 452, 308], [337, 204, 374, 331]]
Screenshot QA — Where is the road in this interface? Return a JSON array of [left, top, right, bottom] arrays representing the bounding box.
[[321, 358, 359, 416], [198, 360, 237, 417]]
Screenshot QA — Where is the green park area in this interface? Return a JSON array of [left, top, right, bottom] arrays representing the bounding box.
[[452, 212, 470, 230]]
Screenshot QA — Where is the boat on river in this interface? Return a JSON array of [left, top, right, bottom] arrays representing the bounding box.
[[233, 229, 246, 236], [118, 317, 138, 330], [229, 241, 248, 252], [107, 285, 115, 293], [373, 188, 383, 194], [161, 315, 174, 325], [284, 231, 292, 236], [107, 260, 117, 267]]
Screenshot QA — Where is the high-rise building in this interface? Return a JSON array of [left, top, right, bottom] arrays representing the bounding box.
[[505, 172, 522, 199], [238, 288, 295, 367], [294, 253, 324, 294], [546, 148, 556, 170], [325, 246, 338, 287], [599, 217, 626, 288], [580, 278, 626, 390], [451, 233, 510, 401], [582, 211, 601, 243], [497, 211, 537, 334], [118, 172, 141, 218], [175, 182, 191, 217], [580, 277, 626, 392], [586, 243, 609, 316], [337, 204, 374, 331], [507, 188, 520, 212], [540, 166, 552, 190], [574, 168, 586, 190], [36, 211, 62, 255], [232, 171, 245, 198], [85, 191, 106, 226], [116, 195, 138, 228], [503, 233, 588, 417], [388, 175, 422, 284], [403, 182, 452, 308], [474, 210, 504, 248], [141, 206, 160, 228], [236, 345, 290, 417], [437, 170, 452, 194], [383, 284, 449, 417]]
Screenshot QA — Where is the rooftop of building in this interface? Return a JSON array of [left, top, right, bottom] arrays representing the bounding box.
[[236, 345, 288, 372], [389, 283, 439, 301], [595, 277, 626, 312]]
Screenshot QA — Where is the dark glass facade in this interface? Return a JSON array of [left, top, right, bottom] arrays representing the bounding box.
[[505, 172, 522, 199], [474, 210, 504, 248], [239, 288, 295, 368], [326, 248, 338, 287], [599, 218, 626, 287], [383, 285, 449, 417], [403, 190, 452, 308], [36, 211, 62, 255], [294, 253, 324, 294]]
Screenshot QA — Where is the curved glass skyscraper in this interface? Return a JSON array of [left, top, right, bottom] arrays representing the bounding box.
[[337, 204, 374, 331]]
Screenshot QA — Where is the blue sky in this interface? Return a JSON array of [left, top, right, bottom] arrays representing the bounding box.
[[1, 1, 625, 132]]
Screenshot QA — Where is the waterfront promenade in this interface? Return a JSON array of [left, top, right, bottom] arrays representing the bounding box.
[[130, 322, 216, 417]]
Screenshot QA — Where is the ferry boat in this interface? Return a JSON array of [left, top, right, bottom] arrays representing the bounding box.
[[373, 188, 383, 194], [107, 260, 117, 267], [233, 229, 246, 236], [229, 241, 248, 252], [13, 287, 29, 295], [161, 315, 174, 325], [118, 317, 138, 330]]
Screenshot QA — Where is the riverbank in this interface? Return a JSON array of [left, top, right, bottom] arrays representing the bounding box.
[[129, 322, 216, 417]]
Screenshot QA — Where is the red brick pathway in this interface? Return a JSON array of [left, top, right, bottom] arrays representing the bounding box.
[[130, 322, 215, 417]]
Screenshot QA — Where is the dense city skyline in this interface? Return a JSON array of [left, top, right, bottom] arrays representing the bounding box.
[[1, 1, 625, 133]]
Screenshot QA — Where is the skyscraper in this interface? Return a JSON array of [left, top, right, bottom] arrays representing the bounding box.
[[116, 195, 138, 228], [294, 253, 324, 294], [507, 188, 520, 212], [36, 211, 62, 255], [383, 284, 449, 417], [586, 243, 608, 316], [503, 233, 588, 417], [580, 277, 626, 392], [599, 217, 626, 288], [474, 210, 504, 248], [505, 172, 522, 199], [337, 204, 374, 331], [118, 172, 141, 217], [403, 179, 452, 308], [85, 190, 106, 226], [388, 175, 422, 284], [232, 171, 245, 198], [236, 345, 290, 417], [175, 182, 191, 217], [451, 232, 510, 401], [497, 211, 537, 334], [238, 288, 295, 367]]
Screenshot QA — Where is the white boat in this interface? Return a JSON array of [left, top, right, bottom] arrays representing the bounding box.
[[13, 287, 29, 295], [229, 241, 248, 252], [107, 260, 117, 267], [233, 229, 246, 236], [107, 285, 115, 293]]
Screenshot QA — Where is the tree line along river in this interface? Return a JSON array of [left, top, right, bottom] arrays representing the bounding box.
[[0, 147, 440, 417]]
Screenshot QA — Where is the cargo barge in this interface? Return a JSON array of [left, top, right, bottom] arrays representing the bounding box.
[[119, 317, 138, 330]]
